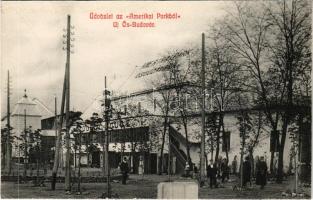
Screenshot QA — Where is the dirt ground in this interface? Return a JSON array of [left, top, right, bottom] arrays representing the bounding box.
[[1, 174, 310, 199]]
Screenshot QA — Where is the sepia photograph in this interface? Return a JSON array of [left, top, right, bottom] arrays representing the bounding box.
[[0, 0, 311, 199]]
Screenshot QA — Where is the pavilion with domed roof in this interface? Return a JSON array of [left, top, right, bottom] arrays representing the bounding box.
[[1, 89, 53, 160]]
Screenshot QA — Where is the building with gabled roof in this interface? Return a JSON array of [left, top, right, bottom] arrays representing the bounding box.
[[79, 82, 308, 176]]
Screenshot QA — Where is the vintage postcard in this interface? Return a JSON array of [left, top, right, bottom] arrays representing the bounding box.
[[1, 0, 311, 199]]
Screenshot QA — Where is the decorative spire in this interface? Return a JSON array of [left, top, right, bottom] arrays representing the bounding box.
[[23, 89, 27, 98]]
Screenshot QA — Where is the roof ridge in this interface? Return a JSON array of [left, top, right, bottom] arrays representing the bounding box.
[[32, 98, 53, 115]]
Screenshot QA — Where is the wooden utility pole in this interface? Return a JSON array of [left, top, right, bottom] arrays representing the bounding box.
[[51, 15, 72, 191], [295, 130, 299, 194], [102, 77, 106, 175], [103, 76, 111, 197], [5, 70, 12, 174], [78, 125, 82, 194], [240, 116, 245, 188], [168, 120, 171, 181], [65, 14, 71, 192], [23, 109, 27, 178], [51, 73, 66, 190], [55, 97, 57, 138], [200, 33, 206, 186]]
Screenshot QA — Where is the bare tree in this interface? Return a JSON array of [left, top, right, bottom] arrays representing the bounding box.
[[146, 49, 192, 172], [168, 51, 192, 166], [206, 26, 244, 164], [264, 0, 311, 183], [216, 0, 310, 183], [218, 2, 279, 175], [147, 79, 174, 174]]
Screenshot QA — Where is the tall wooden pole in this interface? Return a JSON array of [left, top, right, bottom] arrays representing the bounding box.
[[51, 14, 71, 190], [65, 14, 71, 192], [5, 71, 11, 174], [78, 129, 82, 193], [23, 109, 27, 178], [51, 72, 66, 190], [55, 96, 57, 138], [240, 116, 245, 188], [200, 33, 206, 185], [295, 129, 299, 193], [168, 121, 171, 181], [104, 76, 111, 197]]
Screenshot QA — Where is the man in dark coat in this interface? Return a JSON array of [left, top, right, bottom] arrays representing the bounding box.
[[242, 156, 251, 187], [256, 156, 267, 189], [232, 155, 238, 176], [207, 160, 217, 188], [216, 156, 223, 178], [120, 157, 129, 185]]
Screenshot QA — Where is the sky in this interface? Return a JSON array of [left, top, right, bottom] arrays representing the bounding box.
[[1, 1, 228, 116]]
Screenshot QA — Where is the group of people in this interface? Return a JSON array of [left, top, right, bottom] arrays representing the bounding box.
[[242, 155, 268, 189], [206, 155, 268, 189], [206, 157, 230, 189], [185, 161, 202, 178], [120, 154, 268, 189]]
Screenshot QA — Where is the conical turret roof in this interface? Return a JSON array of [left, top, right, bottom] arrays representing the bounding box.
[[11, 90, 53, 118]]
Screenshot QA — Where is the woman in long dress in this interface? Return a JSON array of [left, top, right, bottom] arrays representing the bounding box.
[[256, 156, 267, 189]]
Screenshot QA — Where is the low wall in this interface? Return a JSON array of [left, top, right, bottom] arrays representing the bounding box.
[[1, 174, 122, 183]]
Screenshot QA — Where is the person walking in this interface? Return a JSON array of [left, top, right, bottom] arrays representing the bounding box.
[[193, 164, 199, 179], [232, 155, 238, 176], [256, 156, 268, 189], [184, 161, 191, 177], [207, 160, 217, 189], [221, 158, 229, 183], [254, 156, 260, 178], [120, 157, 129, 185], [242, 156, 251, 187], [273, 152, 279, 177], [138, 156, 144, 175], [216, 156, 223, 178]]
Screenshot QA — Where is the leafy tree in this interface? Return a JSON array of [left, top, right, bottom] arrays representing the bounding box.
[[28, 129, 42, 186], [119, 102, 155, 173], [205, 113, 218, 161], [1, 124, 15, 174], [15, 127, 42, 181], [85, 113, 103, 167], [236, 109, 253, 187], [17, 126, 32, 178], [71, 117, 84, 194]]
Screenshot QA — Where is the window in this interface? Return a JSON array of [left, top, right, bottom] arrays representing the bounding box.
[[270, 131, 279, 152], [222, 131, 230, 152]]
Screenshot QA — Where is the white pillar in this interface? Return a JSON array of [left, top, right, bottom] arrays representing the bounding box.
[[172, 157, 176, 174], [100, 153, 103, 168]]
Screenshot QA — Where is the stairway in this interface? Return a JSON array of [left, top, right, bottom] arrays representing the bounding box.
[[170, 142, 187, 166], [169, 126, 188, 174]]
